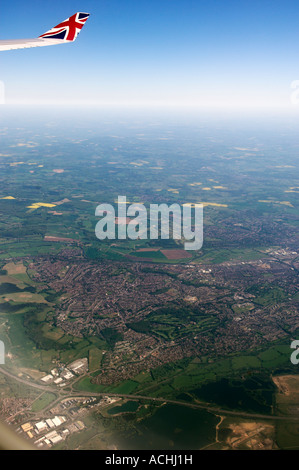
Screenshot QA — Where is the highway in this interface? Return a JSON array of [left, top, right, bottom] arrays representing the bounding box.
[[1, 366, 299, 422]]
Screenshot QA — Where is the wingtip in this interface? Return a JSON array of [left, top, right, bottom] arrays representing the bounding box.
[[39, 12, 90, 41]]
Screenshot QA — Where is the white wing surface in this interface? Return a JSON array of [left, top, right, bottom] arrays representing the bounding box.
[[0, 12, 89, 51]]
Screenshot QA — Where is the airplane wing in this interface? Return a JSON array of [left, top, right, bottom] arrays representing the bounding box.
[[0, 12, 90, 51]]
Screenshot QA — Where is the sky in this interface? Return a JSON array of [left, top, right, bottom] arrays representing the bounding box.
[[0, 0, 299, 109]]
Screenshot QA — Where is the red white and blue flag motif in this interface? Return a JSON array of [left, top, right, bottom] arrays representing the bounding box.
[[39, 12, 90, 41]]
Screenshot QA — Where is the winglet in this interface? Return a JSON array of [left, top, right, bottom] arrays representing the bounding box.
[[38, 12, 90, 42]]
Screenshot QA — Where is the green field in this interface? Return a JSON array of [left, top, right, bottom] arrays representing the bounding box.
[[31, 392, 57, 412]]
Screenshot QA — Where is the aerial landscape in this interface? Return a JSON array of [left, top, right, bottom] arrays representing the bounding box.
[[0, 0, 298, 452], [0, 108, 298, 450]]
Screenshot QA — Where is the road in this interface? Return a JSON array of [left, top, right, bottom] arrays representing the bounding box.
[[1, 366, 299, 422]]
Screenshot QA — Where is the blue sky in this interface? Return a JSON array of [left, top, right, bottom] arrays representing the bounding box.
[[0, 0, 299, 109]]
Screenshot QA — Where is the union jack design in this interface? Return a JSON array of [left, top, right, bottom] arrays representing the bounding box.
[[39, 12, 90, 41]]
